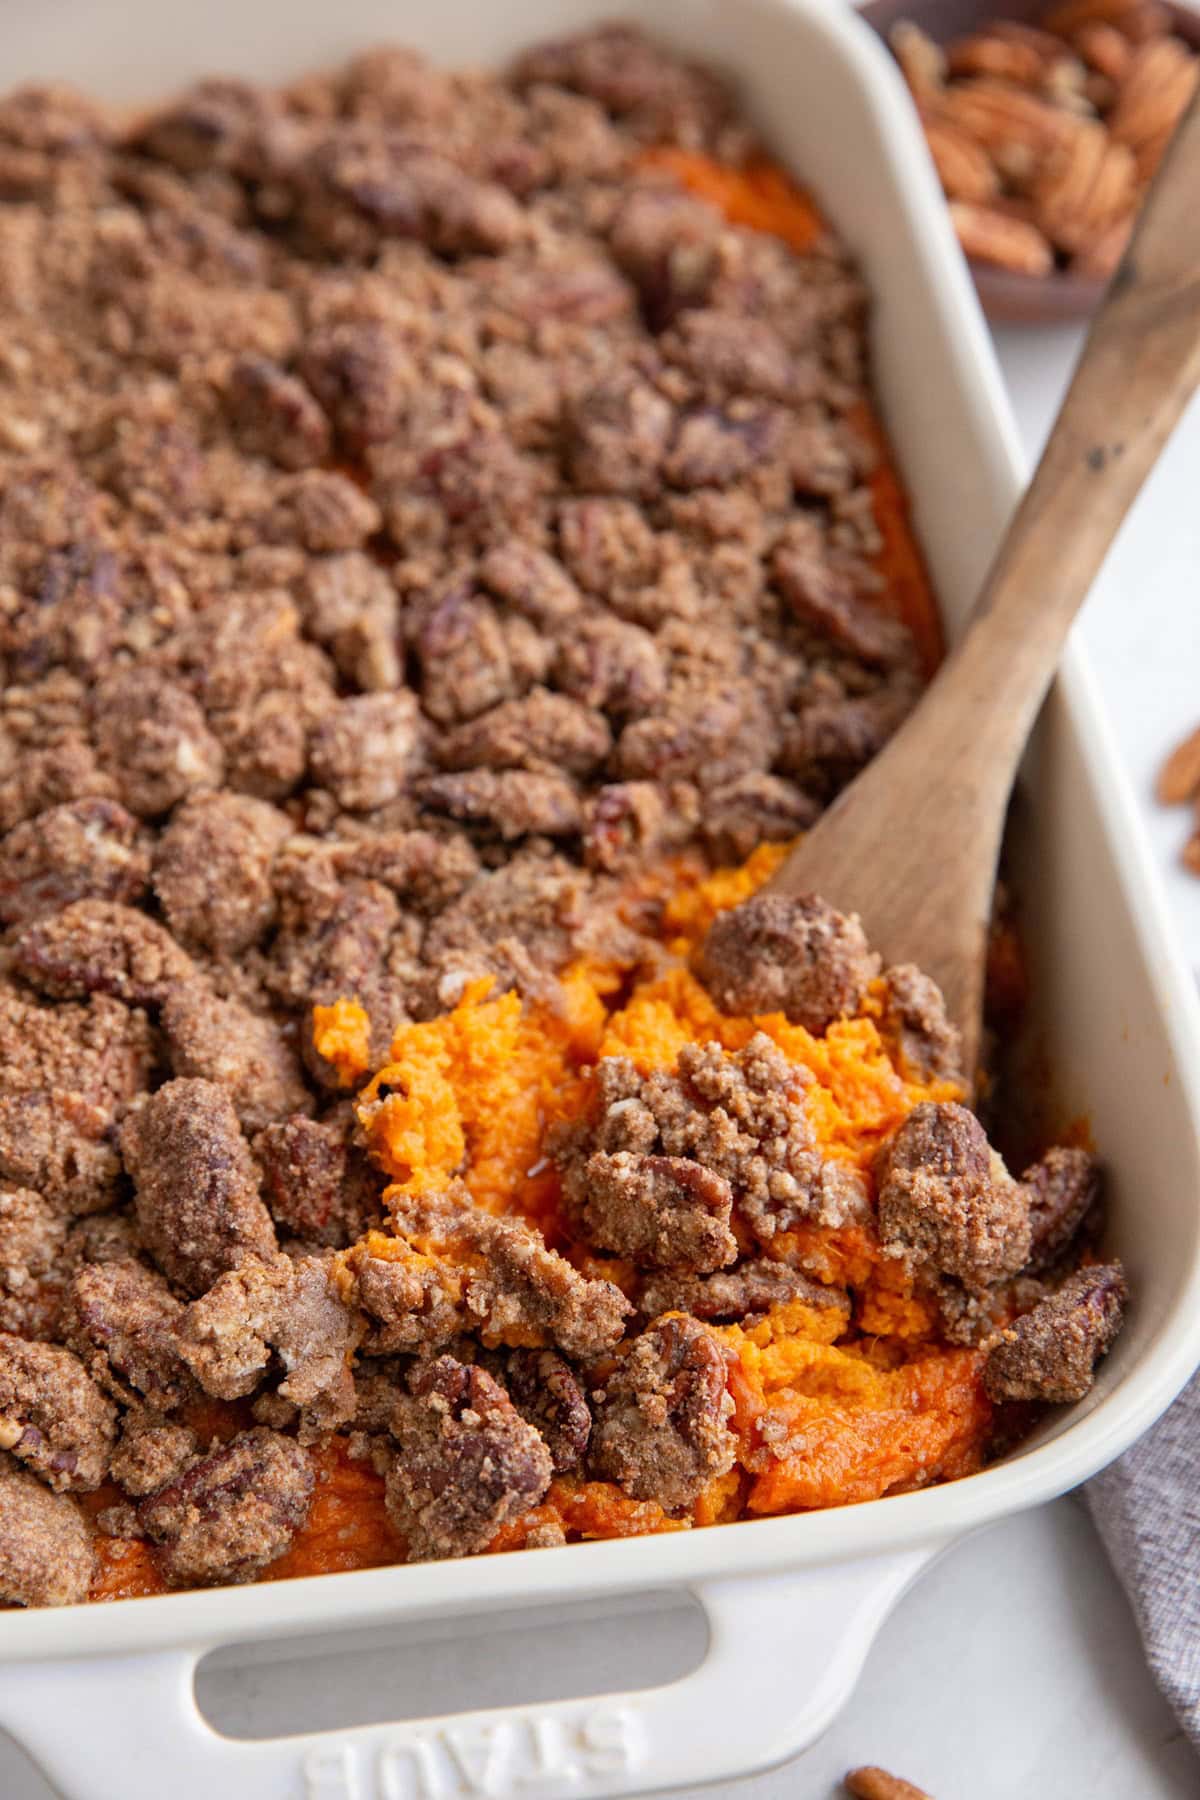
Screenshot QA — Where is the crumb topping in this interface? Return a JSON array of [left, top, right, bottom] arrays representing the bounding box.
[[0, 22, 1122, 1603]]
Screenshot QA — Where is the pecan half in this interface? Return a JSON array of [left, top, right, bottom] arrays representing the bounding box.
[[1157, 722, 1200, 806], [984, 1262, 1126, 1403], [844, 1767, 934, 1800], [589, 1314, 736, 1511], [385, 1355, 552, 1560], [948, 202, 1055, 277], [137, 1427, 314, 1586]]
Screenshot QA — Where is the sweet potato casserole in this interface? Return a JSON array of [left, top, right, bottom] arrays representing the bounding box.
[[0, 23, 1125, 1607]]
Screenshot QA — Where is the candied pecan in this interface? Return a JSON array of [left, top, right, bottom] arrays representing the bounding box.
[[696, 893, 878, 1032], [0, 988, 156, 1213], [300, 320, 412, 452], [0, 1091, 123, 1222], [12, 899, 193, 1005], [418, 850, 594, 1013], [478, 540, 583, 626], [0, 1187, 67, 1337], [781, 685, 919, 801], [137, 1426, 314, 1586], [562, 1151, 736, 1273], [773, 541, 915, 671], [557, 496, 660, 601], [414, 587, 521, 727], [984, 1263, 1127, 1404], [0, 798, 149, 928], [170, 594, 334, 803], [876, 1103, 1032, 1288], [135, 77, 284, 176], [299, 139, 526, 259], [614, 678, 774, 786], [494, 1347, 592, 1474], [177, 1253, 362, 1440], [583, 781, 675, 873], [264, 469, 382, 553], [514, 24, 733, 149], [607, 184, 721, 326], [0, 736, 116, 838], [120, 1078, 278, 1297], [308, 691, 424, 813], [385, 1354, 552, 1560], [1023, 1147, 1101, 1273], [661, 309, 800, 401], [61, 1258, 193, 1412], [418, 769, 583, 840], [0, 1331, 117, 1491], [153, 790, 289, 954], [937, 1270, 1055, 1350], [564, 365, 674, 497], [639, 1260, 849, 1324], [110, 1412, 197, 1498], [1, 556, 119, 687], [700, 773, 817, 864], [477, 342, 561, 449], [267, 871, 401, 1012], [0, 81, 111, 151], [590, 1315, 735, 1510], [254, 1108, 383, 1247], [299, 551, 402, 693], [553, 1037, 841, 1259], [665, 402, 787, 491], [787, 417, 863, 498], [438, 688, 612, 778], [450, 1204, 633, 1360], [879, 964, 964, 1086], [161, 980, 310, 1135], [342, 1234, 467, 1355], [224, 354, 330, 470], [371, 396, 545, 555], [94, 669, 224, 817], [0, 1451, 95, 1607], [553, 614, 666, 719]]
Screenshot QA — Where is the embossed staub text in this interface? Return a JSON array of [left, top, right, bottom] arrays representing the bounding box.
[[301, 1704, 643, 1800]]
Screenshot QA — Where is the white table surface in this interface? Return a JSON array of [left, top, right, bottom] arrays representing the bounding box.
[[4, 328, 1199, 1800]]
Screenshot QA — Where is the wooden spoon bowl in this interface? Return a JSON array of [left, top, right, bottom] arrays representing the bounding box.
[[858, 0, 1200, 324]]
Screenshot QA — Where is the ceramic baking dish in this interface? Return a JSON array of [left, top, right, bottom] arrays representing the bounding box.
[[2, 2, 1200, 1795]]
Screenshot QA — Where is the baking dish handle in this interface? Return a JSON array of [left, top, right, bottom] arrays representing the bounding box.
[[0, 1545, 939, 1799]]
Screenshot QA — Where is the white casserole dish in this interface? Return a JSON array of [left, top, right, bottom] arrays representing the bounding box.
[[2, 2, 1200, 1795]]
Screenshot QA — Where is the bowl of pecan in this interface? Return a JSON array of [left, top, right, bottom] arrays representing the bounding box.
[[860, 0, 1200, 322]]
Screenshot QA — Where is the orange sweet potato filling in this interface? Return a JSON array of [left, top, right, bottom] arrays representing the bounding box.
[[90, 156, 965, 1604], [311, 997, 374, 1088]]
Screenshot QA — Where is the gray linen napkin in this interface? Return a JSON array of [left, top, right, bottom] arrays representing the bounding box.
[[1088, 1372, 1200, 1753]]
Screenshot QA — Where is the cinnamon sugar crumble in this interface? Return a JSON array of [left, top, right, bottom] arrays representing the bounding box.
[[0, 23, 1123, 1606]]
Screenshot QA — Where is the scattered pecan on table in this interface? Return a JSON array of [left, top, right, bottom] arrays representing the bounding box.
[[845, 1766, 935, 1800], [1157, 721, 1200, 874]]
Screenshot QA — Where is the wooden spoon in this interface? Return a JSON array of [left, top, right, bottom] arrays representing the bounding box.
[[763, 92, 1200, 1082]]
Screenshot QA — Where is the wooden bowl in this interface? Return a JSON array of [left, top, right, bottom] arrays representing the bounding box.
[[857, 0, 1200, 324]]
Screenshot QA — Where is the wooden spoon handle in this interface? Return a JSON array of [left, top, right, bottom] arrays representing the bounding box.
[[927, 87, 1200, 799]]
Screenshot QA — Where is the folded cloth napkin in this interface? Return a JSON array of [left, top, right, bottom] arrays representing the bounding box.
[[1088, 1371, 1200, 1754]]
